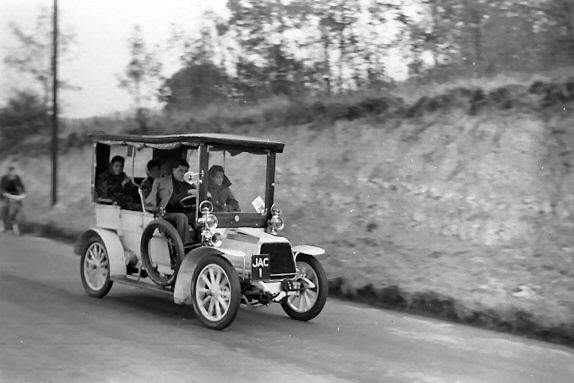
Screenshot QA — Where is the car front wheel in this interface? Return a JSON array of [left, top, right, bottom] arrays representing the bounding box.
[[191, 255, 241, 330], [281, 254, 328, 321], [80, 237, 113, 298]]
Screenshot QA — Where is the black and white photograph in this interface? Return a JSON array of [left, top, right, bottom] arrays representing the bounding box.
[[0, 0, 573, 382]]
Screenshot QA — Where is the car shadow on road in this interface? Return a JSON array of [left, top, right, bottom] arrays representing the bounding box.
[[103, 291, 197, 321], [103, 289, 331, 335], [1, 268, 332, 336]]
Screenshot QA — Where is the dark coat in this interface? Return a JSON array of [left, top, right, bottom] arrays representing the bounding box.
[[96, 170, 130, 206], [0, 174, 25, 198], [207, 176, 240, 212]]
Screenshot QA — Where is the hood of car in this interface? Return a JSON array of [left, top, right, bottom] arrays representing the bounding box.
[[225, 227, 289, 245]]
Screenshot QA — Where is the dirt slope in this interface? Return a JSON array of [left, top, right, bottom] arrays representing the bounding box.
[[2, 79, 573, 344], [275, 81, 574, 343]]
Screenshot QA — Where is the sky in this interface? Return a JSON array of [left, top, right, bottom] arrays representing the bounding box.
[[0, 0, 412, 119], [0, 0, 226, 118]]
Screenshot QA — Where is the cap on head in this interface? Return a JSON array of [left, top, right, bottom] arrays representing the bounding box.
[[146, 160, 160, 171], [110, 155, 125, 165], [174, 159, 190, 169]]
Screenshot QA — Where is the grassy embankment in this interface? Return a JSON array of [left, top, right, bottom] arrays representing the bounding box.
[[2, 70, 573, 345]]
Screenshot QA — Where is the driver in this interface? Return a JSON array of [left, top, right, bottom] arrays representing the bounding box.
[[145, 159, 197, 243]]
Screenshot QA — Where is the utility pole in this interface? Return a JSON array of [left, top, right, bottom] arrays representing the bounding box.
[[51, 0, 58, 205]]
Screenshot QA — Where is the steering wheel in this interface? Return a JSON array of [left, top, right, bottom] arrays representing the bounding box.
[[180, 194, 197, 209]]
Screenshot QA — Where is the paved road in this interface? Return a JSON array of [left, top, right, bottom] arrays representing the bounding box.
[[0, 234, 573, 383]]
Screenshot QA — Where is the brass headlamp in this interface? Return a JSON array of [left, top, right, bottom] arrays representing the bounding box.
[[266, 205, 285, 235], [198, 200, 221, 247]]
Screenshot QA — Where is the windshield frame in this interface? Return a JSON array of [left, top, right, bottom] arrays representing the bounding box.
[[198, 143, 276, 228]]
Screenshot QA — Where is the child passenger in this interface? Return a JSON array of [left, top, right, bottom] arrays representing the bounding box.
[[207, 165, 240, 212]]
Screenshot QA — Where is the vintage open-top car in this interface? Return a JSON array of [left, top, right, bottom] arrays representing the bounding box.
[[74, 133, 328, 330]]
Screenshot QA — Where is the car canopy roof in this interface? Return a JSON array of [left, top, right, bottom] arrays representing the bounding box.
[[89, 133, 285, 153]]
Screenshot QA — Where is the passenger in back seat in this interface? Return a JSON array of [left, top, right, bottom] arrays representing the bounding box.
[[96, 155, 136, 208], [140, 160, 161, 199]]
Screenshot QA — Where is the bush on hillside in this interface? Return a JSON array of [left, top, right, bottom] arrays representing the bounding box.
[[2, 75, 574, 159], [0, 90, 48, 152]]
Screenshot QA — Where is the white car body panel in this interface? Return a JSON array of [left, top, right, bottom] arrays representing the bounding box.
[[95, 204, 121, 230], [88, 228, 126, 279], [292, 245, 325, 257], [173, 228, 294, 305], [94, 205, 154, 260]]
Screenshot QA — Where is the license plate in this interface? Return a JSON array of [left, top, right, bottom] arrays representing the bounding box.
[[251, 255, 270, 280]]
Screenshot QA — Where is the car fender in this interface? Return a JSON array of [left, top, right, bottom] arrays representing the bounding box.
[[74, 228, 126, 279], [292, 245, 325, 258], [173, 247, 227, 305]]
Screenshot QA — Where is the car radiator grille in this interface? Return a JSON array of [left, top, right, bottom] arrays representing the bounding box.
[[259, 243, 296, 279]]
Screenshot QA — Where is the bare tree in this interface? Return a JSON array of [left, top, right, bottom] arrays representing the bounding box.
[[4, 6, 76, 111], [117, 25, 164, 132]]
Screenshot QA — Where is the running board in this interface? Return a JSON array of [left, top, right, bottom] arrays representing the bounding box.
[[113, 276, 173, 295]]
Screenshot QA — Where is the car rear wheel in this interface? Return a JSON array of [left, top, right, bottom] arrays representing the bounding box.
[[281, 254, 327, 321], [80, 237, 113, 298], [192, 255, 241, 330]]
